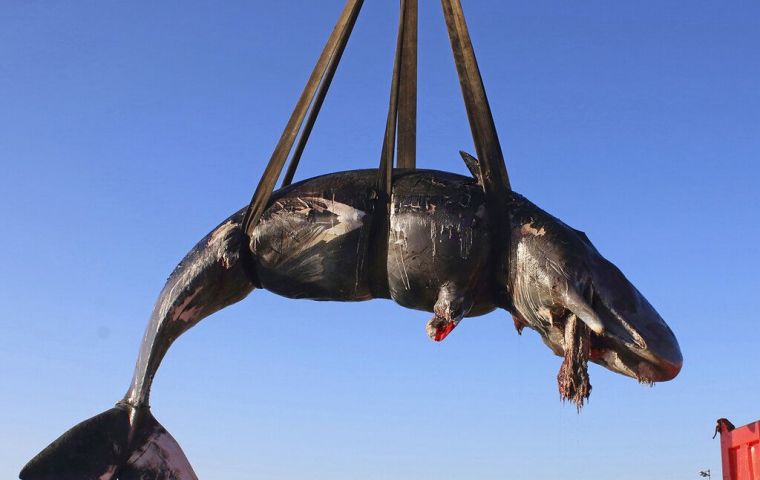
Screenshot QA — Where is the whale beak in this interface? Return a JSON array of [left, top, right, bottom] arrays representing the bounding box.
[[508, 193, 682, 407], [564, 255, 682, 383]]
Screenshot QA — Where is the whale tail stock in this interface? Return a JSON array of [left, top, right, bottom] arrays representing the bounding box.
[[19, 212, 255, 480], [19, 404, 197, 480]]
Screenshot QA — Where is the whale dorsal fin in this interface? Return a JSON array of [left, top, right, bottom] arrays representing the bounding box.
[[460, 151, 484, 189]]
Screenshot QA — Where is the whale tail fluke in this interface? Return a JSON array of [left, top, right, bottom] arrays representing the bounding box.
[[19, 406, 129, 480], [120, 409, 198, 480], [20, 405, 197, 480]]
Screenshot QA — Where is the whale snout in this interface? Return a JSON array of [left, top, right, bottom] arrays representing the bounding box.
[[508, 193, 682, 402]]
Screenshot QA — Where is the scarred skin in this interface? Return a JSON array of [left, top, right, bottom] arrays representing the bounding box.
[[252, 169, 496, 316], [20, 167, 682, 480]]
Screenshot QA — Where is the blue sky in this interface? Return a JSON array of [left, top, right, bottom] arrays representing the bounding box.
[[1, 1, 758, 478]]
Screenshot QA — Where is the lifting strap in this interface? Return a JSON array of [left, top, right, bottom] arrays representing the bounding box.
[[243, 0, 511, 245], [397, 0, 418, 170], [440, 0, 512, 301], [378, 0, 417, 197], [370, 0, 418, 298], [242, 0, 364, 238], [441, 0, 510, 197], [279, 1, 362, 188]]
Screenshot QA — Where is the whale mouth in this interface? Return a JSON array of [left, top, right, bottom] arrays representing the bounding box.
[[515, 302, 681, 410]]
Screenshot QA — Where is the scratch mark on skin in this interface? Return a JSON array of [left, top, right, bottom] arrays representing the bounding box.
[[459, 225, 473, 259], [293, 197, 365, 245], [307, 198, 365, 246], [209, 221, 240, 268], [355, 227, 364, 291], [254, 197, 367, 259], [171, 287, 203, 323], [156, 219, 242, 328], [390, 228, 411, 290], [178, 305, 204, 323], [430, 222, 437, 257], [398, 248, 411, 290], [521, 222, 546, 237], [208, 220, 236, 246], [98, 465, 117, 480]]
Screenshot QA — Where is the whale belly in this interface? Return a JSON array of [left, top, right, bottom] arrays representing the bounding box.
[[387, 171, 494, 314]]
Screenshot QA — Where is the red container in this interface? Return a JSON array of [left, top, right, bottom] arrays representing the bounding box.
[[716, 418, 760, 480]]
